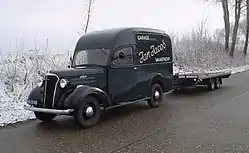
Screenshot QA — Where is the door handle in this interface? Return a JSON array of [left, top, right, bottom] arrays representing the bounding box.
[[134, 67, 137, 70]]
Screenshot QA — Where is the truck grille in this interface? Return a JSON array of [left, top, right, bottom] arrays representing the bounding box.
[[42, 74, 59, 108]]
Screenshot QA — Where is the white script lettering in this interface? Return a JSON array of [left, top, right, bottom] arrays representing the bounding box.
[[139, 40, 167, 64]]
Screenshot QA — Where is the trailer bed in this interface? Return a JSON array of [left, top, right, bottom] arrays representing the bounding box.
[[173, 70, 232, 90], [176, 71, 231, 79]]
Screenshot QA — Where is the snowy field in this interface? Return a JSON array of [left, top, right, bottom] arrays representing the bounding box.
[[0, 52, 72, 127]]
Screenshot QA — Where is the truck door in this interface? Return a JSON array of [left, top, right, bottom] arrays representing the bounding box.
[[108, 46, 138, 103]]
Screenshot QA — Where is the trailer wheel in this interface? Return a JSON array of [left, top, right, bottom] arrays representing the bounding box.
[[215, 77, 221, 89], [74, 95, 100, 129], [148, 83, 163, 108], [207, 78, 215, 91]]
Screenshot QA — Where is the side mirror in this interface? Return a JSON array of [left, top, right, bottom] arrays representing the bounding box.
[[118, 52, 125, 59]]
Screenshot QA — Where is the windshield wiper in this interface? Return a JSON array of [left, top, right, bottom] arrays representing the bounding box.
[[100, 48, 108, 56]]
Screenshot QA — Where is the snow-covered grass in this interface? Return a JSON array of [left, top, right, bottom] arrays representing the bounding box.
[[226, 65, 249, 74], [1, 26, 249, 126], [0, 51, 71, 126]]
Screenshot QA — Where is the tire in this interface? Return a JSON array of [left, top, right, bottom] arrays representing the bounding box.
[[34, 112, 56, 122], [148, 83, 163, 108], [215, 77, 221, 89], [207, 78, 215, 91], [74, 96, 100, 129]]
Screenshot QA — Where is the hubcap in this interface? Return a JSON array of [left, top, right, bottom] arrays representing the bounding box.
[[154, 90, 160, 100], [85, 106, 94, 118]]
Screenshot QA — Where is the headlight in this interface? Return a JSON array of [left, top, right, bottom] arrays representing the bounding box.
[[60, 79, 68, 88], [37, 80, 43, 87]]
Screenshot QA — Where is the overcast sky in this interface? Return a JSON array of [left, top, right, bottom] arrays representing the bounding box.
[[0, 0, 224, 53]]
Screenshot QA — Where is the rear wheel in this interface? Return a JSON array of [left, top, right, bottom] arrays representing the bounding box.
[[34, 112, 56, 122], [74, 96, 100, 129], [207, 78, 215, 91], [148, 83, 163, 108]]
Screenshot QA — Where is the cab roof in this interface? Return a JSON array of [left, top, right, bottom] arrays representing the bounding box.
[[74, 27, 167, 52]]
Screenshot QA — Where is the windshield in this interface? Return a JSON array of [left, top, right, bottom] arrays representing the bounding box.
[[72, 48, 110, 67]]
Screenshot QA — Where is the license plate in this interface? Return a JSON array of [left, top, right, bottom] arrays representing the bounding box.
[[27, 100, 38, 105]]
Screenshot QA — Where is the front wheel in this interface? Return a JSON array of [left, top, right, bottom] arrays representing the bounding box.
[[147, 83, 163, 108], [34, 112, 56, 122], [74, 96, 100, 129]]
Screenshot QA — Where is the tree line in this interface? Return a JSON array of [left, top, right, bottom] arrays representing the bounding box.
[[204, 0, 249, 57]]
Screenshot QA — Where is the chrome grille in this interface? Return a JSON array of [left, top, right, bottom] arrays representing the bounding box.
[[42, 73, 59, 108]]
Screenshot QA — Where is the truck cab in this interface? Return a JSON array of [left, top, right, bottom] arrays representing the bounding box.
[[24, 27, 173, 128]]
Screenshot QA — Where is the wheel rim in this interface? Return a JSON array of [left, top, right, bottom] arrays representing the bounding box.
[[154, 90, 160, 100], [85, 106, 94, 118], [153, 89, 162, 104], [83, 104, 95, 120]]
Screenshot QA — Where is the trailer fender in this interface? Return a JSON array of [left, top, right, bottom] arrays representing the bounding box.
[[64, 85, 111, 109]]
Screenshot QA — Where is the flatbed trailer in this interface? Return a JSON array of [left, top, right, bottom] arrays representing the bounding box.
[[173, 70, 232, 91]]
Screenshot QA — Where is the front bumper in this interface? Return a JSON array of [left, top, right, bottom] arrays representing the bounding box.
[[24, 104, 74, 115]]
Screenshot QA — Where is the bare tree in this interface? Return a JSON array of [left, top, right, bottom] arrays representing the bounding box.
[[242, 0, 249, 56], [222, 0, 231, 52], [78, 0, 95, 35], [203, 0, 230, 52], [230, 0, 243, 57]]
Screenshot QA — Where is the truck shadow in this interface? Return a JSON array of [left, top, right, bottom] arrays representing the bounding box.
[[34, 85, 231, 132], [172, 86, 210, 95], [34, 86, 231, 131], [167, 86, 232, 102], [170, 85, 230, 96], [35, 102, 155, 132], [33, 86, 231, 132]]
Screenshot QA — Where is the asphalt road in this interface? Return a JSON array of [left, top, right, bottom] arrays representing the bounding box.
[[1, 71, 249, 153]]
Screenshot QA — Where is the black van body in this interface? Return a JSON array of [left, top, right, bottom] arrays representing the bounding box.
[[24, 27, 173, 128]]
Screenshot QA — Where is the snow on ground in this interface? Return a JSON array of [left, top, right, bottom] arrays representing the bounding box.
[[227, 65, 249, 74], [0, 52, 71, 127], [173, 65, 249, 75], [0, 82, 35, 127]]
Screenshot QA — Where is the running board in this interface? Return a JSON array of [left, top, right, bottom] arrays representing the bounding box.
[[104, 97, 150, 110]]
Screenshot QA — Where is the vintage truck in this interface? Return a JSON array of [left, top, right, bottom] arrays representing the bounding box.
[[24, 27, 231, 129]]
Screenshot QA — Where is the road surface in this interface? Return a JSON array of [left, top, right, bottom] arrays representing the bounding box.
[[1, 71, 249, 153]]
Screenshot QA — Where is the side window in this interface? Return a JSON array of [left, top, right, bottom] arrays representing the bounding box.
[[112, 47, 133, 66]]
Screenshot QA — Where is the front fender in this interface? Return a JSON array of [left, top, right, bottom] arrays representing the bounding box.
[[64, 85, 111, 109], [28, 86, 42, 101], [27, 86, 43, 106]]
